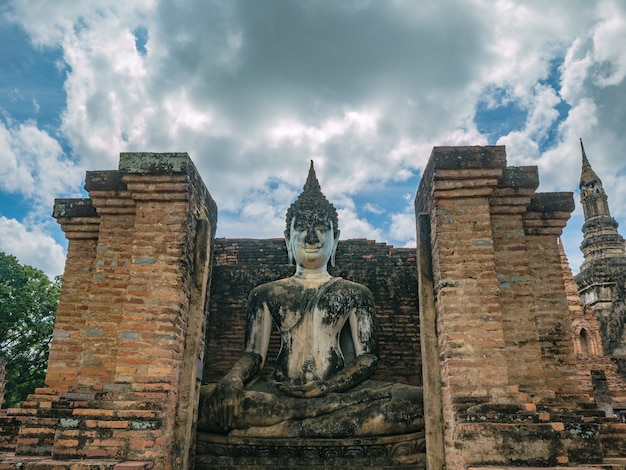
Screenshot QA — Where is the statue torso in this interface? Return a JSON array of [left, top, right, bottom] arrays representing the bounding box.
[[248, 277, 374, 385]]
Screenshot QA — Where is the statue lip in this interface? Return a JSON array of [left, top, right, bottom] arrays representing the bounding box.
[[304, 245, 323, 252]]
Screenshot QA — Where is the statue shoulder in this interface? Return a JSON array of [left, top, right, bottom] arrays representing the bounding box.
[[327, 278, 375, 309], [333, 278, 373, 296], [248, 278, 297, 303]]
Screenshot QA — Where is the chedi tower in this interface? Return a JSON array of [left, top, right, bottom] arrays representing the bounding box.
[[574, 139, 626, 375]]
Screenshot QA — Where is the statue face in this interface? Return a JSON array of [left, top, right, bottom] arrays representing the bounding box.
[[287, 212, 338, 270]]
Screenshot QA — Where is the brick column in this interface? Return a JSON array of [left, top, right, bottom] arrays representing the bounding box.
[[46, 199, 100, 390], [523, 193, 582, 396], [81, 170, 135, 390], [490, 167, 548, 395], [415, 146, 510, 468], [415, 146, 509, 395], [14, 153, 217, 470], [416, 146, 602, 468]]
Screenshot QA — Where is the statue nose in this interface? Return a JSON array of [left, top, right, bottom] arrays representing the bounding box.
[[305, 228, 319, 244]]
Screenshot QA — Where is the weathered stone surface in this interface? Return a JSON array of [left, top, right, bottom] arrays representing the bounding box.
[[119, 152, 193, 175], [204, 239, 422, 387], [7, 153, 217, 469], [195, 431, 425, 468], [84, 170, 126, 192], [199, 163, 423, 441], [415, 145, 603, 469], [52, 198, 98, 219]]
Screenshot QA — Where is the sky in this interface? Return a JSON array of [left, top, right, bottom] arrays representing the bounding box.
[[1, 0, 625, 280]]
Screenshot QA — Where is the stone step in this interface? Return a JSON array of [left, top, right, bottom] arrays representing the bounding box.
[[0, 454, 154, 469], [469, 467, 623, 470]]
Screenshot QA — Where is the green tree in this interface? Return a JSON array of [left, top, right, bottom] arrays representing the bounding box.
[[0, 252, 60, 407]]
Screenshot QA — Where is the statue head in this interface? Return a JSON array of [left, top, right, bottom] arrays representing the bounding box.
[[285, 161, 340, 268]]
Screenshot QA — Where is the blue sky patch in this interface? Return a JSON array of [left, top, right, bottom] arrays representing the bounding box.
[[0, 19, 67, 125], [538, 57, 571, 151], [474, 86, 527, 144], [133, 26, 149, 56]]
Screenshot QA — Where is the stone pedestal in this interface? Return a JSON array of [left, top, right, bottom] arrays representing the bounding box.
[[12, 153, 217, 469], [195, 431, 425, 468]]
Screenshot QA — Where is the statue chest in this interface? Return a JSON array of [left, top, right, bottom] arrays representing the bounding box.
[[274, 306, 346, 383], [272, 292, 353, 335]]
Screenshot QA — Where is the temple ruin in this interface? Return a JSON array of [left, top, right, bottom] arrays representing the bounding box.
[[0, 146, 625, 469]]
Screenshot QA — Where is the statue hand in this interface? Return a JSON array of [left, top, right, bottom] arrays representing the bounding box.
[[209, 378, 244, 431], [277, 380, 329, 398]]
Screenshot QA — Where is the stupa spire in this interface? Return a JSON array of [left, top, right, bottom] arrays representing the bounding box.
[[579, 138, 601, 189]]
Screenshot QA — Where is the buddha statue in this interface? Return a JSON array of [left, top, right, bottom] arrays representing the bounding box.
[[198, 162, 423, 438]]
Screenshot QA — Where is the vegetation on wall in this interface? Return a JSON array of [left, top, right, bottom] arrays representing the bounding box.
[[0, 252, 60, 407]]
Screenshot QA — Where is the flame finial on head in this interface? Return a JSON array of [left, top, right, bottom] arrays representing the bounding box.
[[285, 161, 339, 237]]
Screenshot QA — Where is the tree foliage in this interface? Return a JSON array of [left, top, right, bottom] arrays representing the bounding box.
[[0, 252, 60, 407]]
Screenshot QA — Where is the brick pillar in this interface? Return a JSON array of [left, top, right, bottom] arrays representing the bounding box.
[[523, 192, 582, 396], [14, 153, 217, 470], [82, 170, 135, 389], [46, 199, 100, 390], [416, 146, 602, 468], [415, 146, 509, 394], [415, 146, 510, 467], [10, 200, 100, 457], [490, 166, 548, 395]]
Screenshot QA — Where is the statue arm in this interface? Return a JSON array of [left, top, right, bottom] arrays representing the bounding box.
[[324, 294, 380, 391], [207, 296, 272, 430]]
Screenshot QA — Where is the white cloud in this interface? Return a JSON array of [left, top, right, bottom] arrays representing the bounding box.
[[2, 0, 626, 277], [389, 213, 416, 246], [560, 37, 594, 104], [0, 119, 83, 214], [591, 1, 626, 87], [363, 203, 384, 215], [0, 216, 66, 278], [268, 110, 379, 150], [336, 208, 384, 241]]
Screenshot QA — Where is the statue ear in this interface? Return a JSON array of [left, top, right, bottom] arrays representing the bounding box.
[[284, 230, 293, 265], [330, 230, 340, 267]]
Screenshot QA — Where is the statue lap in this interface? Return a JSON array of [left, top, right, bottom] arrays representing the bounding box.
[[198, 378, 424, 438], [196, 378, 426, 468]]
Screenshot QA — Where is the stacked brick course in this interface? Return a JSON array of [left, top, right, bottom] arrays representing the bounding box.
[[560, 223, 626, 459], [560, 241, 626, 408], [415, 146, 602, 469], [2, 153, 216, 469]]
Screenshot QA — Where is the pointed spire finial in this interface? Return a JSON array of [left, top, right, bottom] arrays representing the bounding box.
[[579, 138, 601, 189], [285, 160, 339, 236], [303, 160, 322, 193], [580, 138, 590, 167]]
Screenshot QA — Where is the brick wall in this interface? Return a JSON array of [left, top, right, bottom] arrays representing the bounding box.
[[9, 153, 217, 470], [560, 238, 626, 411], [0, 357, 5, 409], [415, 146, 601, 469], [203, 238, 422, 387], [491, 167, 548, 394]]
